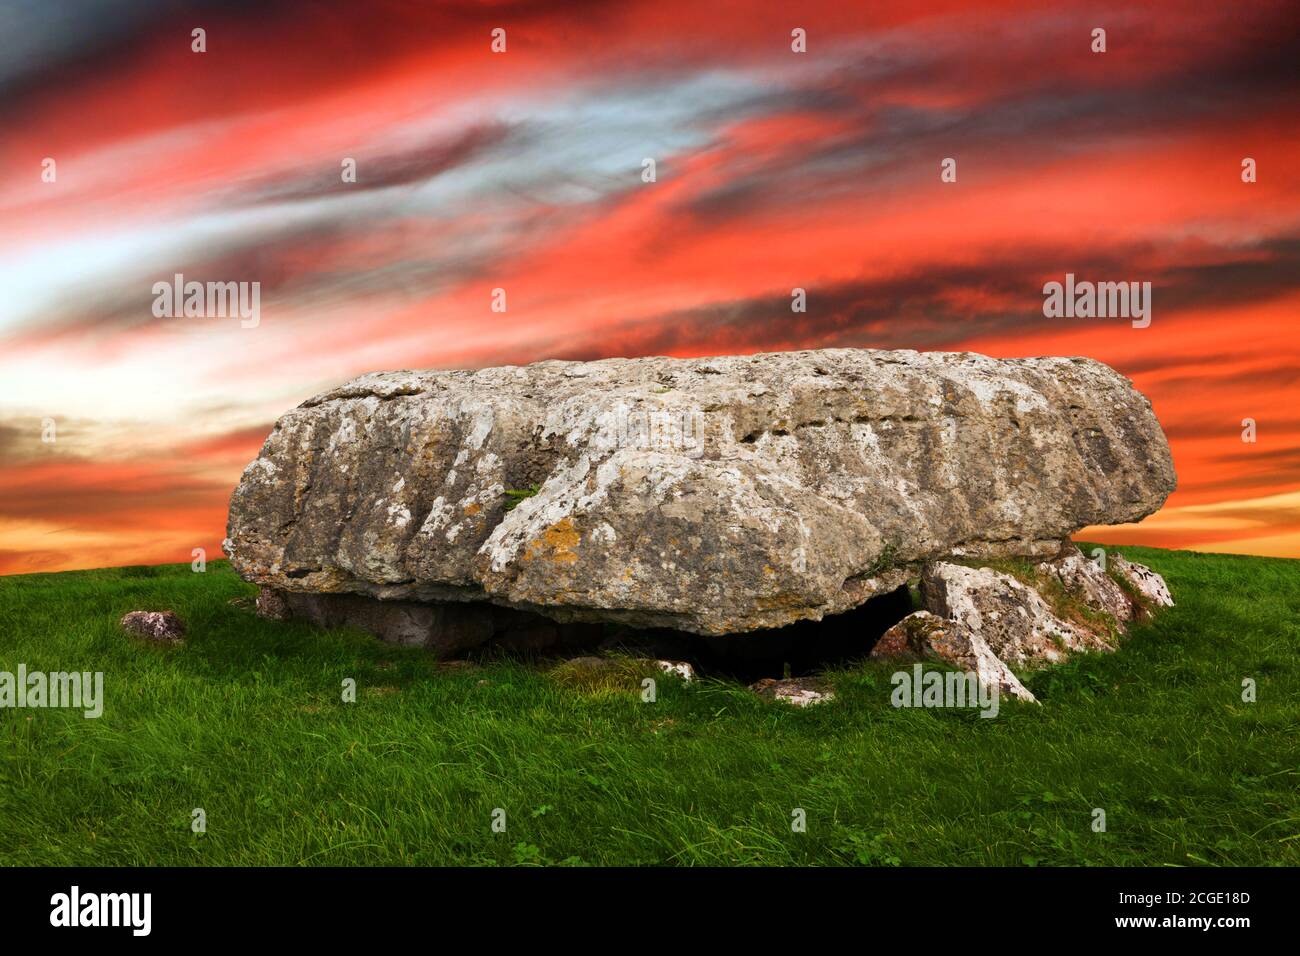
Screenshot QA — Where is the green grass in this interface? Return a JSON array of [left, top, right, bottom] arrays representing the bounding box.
[[1, 545, 1297, 866], [502, 487, 539, 511]]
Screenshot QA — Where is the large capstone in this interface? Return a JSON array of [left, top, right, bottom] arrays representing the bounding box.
[[224, 348, 1175, 636]]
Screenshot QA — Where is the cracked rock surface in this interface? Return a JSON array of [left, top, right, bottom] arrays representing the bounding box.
[[921, 561, 1115, 666], [225, 348, 1175, 635], [1113, 553, 1176, 609], [873, 610, 1037, 702], [1038, 547, 1134, 623]]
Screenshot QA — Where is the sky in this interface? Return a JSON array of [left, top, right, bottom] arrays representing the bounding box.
[[1, 0, 1297, 575]]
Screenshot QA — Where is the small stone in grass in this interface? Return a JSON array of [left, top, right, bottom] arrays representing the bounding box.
[[1112, 553, 1175, 610], [254, 587, 290, 621], [120, 610, 185, 644], [656, 660, 696, 682], [749, 676, 834, 707]]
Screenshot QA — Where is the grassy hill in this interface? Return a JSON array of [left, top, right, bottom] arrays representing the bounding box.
[[1, 545, 1297, 866]]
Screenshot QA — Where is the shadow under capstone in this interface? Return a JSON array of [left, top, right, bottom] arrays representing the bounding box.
[[262, 582, 916, 684], [600, 584, 916, 682]]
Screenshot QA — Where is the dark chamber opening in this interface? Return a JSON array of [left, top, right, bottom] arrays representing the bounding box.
[[590, 584, 917, 683]]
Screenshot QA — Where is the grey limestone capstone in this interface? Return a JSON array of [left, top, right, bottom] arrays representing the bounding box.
[[224, 348, 1176, 636]]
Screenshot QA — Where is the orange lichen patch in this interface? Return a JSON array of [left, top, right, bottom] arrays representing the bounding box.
[[754, 592, 808, 612], [523, 517, 581, 565], [463, 502, 481, 516]]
